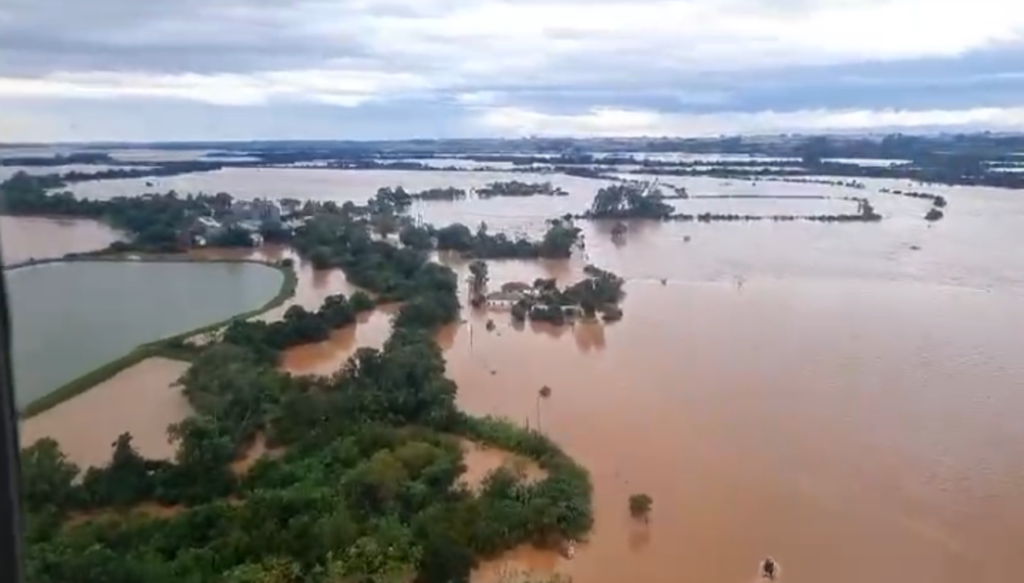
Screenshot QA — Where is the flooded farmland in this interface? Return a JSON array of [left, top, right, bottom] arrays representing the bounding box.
[[9, 165, 1024, 583]]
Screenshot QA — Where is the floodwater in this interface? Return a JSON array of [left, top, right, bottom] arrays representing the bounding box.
[[20, 357, 192, 468], [12, 166, 1024, 582], [0, 215, 122, 265], [189, 245, 394, 368], [459, 439, 547, 492], [6, 260, 283, 407]]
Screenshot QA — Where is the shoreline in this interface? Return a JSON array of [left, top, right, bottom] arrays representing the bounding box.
[[17, 253, 298, 418]]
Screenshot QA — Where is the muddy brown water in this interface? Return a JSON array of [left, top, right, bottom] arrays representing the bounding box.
[[20, 357, 192, 469], [0, 215, 122, 265], [12, 170, 1024, 582]]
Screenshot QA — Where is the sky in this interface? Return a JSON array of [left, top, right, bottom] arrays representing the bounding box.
[[2, 0, 1024, 141]]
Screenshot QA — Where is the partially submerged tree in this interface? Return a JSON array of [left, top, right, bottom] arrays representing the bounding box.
[[628, 493, 653, 522]]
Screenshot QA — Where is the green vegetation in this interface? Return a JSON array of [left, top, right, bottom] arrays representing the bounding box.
[[222, 292, 376, 364], [586, 182, 674, 220], [0, 173, 281, 253], [468, 260, 489, 307], [628, 494, 653, 522], [20, 259, 297, 418], [22, 214, 594, 583], [476, 181, 568, 198], [511, 266, 626, 326], [431, 220, 581, 260]]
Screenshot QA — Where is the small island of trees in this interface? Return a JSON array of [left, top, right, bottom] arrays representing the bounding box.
[[476, 181, 569, 198], [506, 265, 626, 326]]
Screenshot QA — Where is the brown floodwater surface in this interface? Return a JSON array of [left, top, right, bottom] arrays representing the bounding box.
[[0, 216, 121, 265], [446, 279, 1024, 583], [20, 357, 192, 469], [18, 170, 1024, 582]]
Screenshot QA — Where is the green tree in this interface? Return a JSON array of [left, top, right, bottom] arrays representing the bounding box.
[[468, 260, 489, 299], [20, 438, 81, 513], [628, 493, 653, 522]]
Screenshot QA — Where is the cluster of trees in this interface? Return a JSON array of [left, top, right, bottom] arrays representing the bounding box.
[[412, 187, 468, 201], [397, 219, 582, 260], [1, 173, 212, 251], [0, 173, 284, 252], [586, 183, 674, 220], [222, 293, 375, 363], [511, 266, 626, 325], [435, 220, 581, 260], [476, 181, 568, 198], [22, 203, 594, 582], [367, 186, 472, 208], [293, 217, 461, 325]]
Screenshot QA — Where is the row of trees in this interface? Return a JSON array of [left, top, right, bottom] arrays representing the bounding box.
[[476, 181, 568, 198], [222, 292, 375, 363], [428, 220, 582, 260], [21, 209, 594, 583]]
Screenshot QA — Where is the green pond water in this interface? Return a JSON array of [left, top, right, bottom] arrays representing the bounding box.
[[5, 260, 284, 408]]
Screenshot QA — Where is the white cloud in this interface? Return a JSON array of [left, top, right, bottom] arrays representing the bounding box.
[[0, 69, 433, 107], [477, 105, 1024, 137]]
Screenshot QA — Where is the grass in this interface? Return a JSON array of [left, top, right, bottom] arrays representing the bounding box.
[[18, 255, 298, 419]]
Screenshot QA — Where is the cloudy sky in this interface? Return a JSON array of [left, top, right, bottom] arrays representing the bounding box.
[[2, 0, 1024, 141]]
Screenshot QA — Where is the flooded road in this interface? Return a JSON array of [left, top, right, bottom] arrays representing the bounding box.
[[12, 168, 1024, 582]]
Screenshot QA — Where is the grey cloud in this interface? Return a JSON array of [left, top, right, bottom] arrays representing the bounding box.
[[0, 0, 389, 75]]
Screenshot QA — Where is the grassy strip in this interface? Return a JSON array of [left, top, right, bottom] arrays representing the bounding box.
[[19, 256, 298, 419]]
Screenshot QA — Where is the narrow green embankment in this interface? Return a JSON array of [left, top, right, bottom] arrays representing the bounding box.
[[18, 257, 298, 419]]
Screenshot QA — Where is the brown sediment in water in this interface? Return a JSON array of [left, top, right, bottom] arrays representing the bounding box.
[[20, 357, 193, 469], [458, 439, 547, 491], [0, 215, 122, 264]]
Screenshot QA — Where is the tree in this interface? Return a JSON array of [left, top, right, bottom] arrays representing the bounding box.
[[538, 221, 581, 259], [435, 224, 474, 252], [468, 260, 489, 300], [536, 386, 552, 433], [20, 438, 81, 513], [350, 291, 376, 313], [628, 494, 653, 522]]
